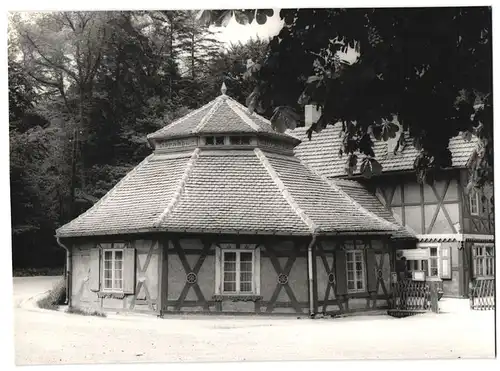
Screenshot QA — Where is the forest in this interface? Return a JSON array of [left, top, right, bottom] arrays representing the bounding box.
[[9, 8, 492, 271], [9, 11, 268, 270]]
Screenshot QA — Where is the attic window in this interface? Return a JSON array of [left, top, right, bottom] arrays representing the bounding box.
[[230, 136, 251, 145], [205, 136, 225, 145]]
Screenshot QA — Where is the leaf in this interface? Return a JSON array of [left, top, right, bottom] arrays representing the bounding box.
[[246, 88, 260, 114], [220, 11, 234, 27], [270, 106, 299, 132], [306, 75, 322, 84], [345, 153, 358, 176], [234, 11, 250, 25], [256, 12, 267, 25], [360, 157, 382, 179]]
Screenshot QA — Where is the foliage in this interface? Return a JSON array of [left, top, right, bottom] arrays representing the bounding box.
[[66, 307, 107, 317], [13, 267, 65, 277], [206, 38, 269, 104], [201, 8, 493, 189], [8, 10, 242, 270], [37, 277, 67, 310]]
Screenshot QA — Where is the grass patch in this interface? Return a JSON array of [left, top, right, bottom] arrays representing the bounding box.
[[36, 277, 66, 310], [14, 267, 64, 277], [66, 307, 106, 317]]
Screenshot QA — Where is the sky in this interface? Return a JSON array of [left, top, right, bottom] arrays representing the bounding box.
[[212, 10, 284, 45]]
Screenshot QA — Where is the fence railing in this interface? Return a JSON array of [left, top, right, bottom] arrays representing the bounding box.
[[388, 279, 440, 317], [470, 278, 495, 311]]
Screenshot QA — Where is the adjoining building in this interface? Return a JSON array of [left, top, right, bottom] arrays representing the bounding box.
[[291, 107, 494, 299]]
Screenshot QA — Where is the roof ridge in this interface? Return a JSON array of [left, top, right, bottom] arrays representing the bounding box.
[[225, 98, 260, 132], [254, 148, 318, 234], [56, 154, 154, 236], [153, 148, 200, 228], [147, 100, 215, 139], [192, 97, 225, 133], [325, 178, 400, 232]]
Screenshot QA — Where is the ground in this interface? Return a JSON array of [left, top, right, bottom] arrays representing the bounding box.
[[14, 276, 495, 365]]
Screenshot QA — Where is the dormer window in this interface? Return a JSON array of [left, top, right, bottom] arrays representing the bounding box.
[[230, 136, 251, 145], [205, 136, 225, 145]]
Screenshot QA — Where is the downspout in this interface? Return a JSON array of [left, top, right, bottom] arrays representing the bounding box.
[[56, 237, 71, 307], [307, 235, 317, 318]]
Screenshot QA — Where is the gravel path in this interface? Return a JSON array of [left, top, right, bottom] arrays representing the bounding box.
[[13, 277, 496, 365]]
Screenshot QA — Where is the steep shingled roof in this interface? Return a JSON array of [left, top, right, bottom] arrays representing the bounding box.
[[147, 94, 289, 140], [56, 91, 409, 239], [290, 123, 479, 179]]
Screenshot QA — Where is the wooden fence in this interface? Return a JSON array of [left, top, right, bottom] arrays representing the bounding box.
[[470, 278, 495, 311], [388, 279, 440, 318]]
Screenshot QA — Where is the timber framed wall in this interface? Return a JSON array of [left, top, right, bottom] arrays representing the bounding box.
[[70, 238, 162, 315], [67, 233, 397, 316]]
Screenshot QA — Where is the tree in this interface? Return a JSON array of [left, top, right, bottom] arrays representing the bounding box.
[[206, 38, 269, 105], [199, 8, 493, 189]]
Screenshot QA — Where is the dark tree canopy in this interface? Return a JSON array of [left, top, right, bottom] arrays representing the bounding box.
[[199, 8, 492, 189]]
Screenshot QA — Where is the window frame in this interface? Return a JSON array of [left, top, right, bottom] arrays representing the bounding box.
[[216, 244, 260, 296], [345, 250, 367, 293], [472, 243, 495, 278], [469, 191, 480, 216], [416, 243, 441, 278], [102, 248, 125, 292]]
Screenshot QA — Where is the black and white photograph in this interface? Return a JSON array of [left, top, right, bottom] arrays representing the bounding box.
[[3, 0, 497, 367]]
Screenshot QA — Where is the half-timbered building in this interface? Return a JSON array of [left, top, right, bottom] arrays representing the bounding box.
[[56, 88, 415, 317], [291, 109, 494, 299]]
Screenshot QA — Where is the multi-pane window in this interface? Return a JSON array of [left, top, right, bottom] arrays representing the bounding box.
[[205, 136, 225, 145], [103, 249, 123, 291], [469, 191, 480, 216], [229, 136, 251, 145], [346, 251, 366, 293], [428, 247, 439, 277], [222, 250, 254, 294], [473, 244, 495, 278], [406, 259, 429, 275]]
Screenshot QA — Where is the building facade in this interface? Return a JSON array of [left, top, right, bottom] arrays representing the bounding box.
[[292, 120, 494, 299], [56, 89, 413, 317]]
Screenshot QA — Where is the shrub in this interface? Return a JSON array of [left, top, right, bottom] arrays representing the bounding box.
[[13, 267, 64, 277], [36, 277, 66, 310], [66, 307, 106, 317]]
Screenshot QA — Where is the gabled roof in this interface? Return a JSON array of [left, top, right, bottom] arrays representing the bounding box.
[[290, 123, 479, 179], [56, 90, 407, 239]]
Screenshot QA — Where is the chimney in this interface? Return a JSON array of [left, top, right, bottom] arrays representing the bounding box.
[[305, 104, 322, 128]]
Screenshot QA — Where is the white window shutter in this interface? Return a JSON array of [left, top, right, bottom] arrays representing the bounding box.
[[89, 247, 101, 292], [215, 246, 221, 295], [123, 248, 136, 294], [254, 247, 261, 295], [440, 245, 452, 279]]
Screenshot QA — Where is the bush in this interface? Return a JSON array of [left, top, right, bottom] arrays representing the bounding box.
[[36, 277, 66, 310], [66, 307, 106, 317], [13, 267, 64, 277]]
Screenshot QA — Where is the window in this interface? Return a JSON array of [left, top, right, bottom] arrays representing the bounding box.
[[103, 249, 124, 291], [473, 244, 494, 278], [346, 250, 366, 293], [469, 191, 480, 216], [204, 136, 226, 145], [428, 247, 439, 277], [402, 243, 447, 279], [222, 250, 254, 293], [230, 136, 251, 145], [216, 244, 260, 296], [406, 259, 429, 275]]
